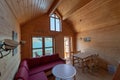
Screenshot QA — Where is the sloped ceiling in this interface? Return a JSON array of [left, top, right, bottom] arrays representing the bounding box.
[[3, 0, 95, 32], [57, 0, 120, 33], [57, 0, 93, 32], [5, 0, 54, 24], [57, 0, 92, 20]]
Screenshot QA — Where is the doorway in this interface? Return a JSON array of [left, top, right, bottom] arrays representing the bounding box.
[[64, 36, 72, 60]]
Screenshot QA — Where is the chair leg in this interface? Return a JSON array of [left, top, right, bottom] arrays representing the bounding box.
[[74, 76, 76, 80]]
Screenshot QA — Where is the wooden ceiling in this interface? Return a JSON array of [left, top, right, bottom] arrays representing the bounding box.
[[2, 0, 93, 32], [3, 0, 111, 33], [57, 0, 120, 33], [57, 0, 93, 32], [5, 0, 54, 24], [57, 0, 92, 20]]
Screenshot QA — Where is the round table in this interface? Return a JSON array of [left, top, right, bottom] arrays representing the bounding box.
[[52, 64, 76, 80]]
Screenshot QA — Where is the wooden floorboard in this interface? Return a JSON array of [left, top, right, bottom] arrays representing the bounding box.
[[48, 60, 113, 80], [75, 65, 113, 80]]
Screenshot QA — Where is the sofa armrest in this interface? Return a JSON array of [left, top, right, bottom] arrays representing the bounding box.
[[59, 57, 66, 63], [60, 57, 66, 60], [14, 67, 28, 80], [20, 60, 29, 71]]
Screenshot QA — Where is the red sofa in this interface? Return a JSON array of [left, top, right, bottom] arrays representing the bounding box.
[[14, 54, 65, 80]]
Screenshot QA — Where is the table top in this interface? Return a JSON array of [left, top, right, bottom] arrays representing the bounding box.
[[52, 64, 76, 79], [73, 52, 96, 59]]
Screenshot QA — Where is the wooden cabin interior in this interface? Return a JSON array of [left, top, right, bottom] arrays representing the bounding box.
[[0, 0, 120, 80]]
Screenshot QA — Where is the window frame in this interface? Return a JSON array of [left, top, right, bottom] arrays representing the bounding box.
[[32, 36, 55, 57], [50, 14, 62, 32], [44, 37, 54, 55]]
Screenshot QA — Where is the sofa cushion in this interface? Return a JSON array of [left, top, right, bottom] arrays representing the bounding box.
[[15, 67, 28, 80], [29, 72, 48, 80], [27, 58, 41, 69], [27, 54, 60, 69], [27, 56, 52, 69], [39, 56, 51, 65], [29, 60, 65, 75]]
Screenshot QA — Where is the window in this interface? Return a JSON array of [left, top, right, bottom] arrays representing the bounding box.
[[32, 37, 54, 57], [50, 14, 61, 32]]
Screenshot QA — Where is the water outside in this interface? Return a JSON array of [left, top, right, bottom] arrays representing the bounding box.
[[32, 38, 53, 57]]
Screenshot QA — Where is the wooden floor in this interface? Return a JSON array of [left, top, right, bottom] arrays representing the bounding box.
[[74, 65, 113, 80], [48, 60, 113, 80]]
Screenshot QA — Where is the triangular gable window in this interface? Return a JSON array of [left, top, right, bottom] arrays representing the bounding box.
[[50, 14, 61, 32]]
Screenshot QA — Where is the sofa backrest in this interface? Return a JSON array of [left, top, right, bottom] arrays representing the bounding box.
[[48, 53, 61, 62], [27, 53, 60, 69]]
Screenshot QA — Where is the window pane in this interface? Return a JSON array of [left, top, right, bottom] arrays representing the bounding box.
[[45, 38, 53, 47], [32, 37, 42, 48], [50, 17, 55, 31], [51, 14, 55, 17], [45, 48, 53, 55], [56, 19, 60, 31], [55, 15, 58, 18], [33, 49, 43, 57]]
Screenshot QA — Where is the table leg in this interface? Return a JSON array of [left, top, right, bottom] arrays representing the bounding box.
[[81, 59, 84, 72], [73, 56, 74, 66], [74, 76, 76, 80]]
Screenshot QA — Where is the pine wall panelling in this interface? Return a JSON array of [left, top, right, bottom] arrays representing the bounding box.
[[76, 0, 120, 69], [21, 14, 76, 60], [0, 0, 20, 80]]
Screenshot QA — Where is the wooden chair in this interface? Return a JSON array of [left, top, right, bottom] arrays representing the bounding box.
[[85, 54, 99, 72], [34, 52, 40, 57], [72, 51, 81, 66], [112, 63, 120, 80]]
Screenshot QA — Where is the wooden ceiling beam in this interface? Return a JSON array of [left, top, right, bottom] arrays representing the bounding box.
[[55, 9, 62, 19], [63, 0, 92, 20], [48, 0, 62, 16]]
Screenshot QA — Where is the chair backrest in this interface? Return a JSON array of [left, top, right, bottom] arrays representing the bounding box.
[[34, 52, 40, 57], [113, 63, 120, 80]]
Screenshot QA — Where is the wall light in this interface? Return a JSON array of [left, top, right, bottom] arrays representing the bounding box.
[[79, 37, 82, 40], [84, 37, 91, 42], [0, 39, 19, 59], [20, 40, 26, 45]]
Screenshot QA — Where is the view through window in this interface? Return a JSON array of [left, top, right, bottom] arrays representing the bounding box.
[[32, 37, 54, 57], [50, 14, 61, 31]]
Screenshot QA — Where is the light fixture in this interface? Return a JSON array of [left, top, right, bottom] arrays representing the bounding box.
[[0, 39, 19, 58], [84, 37, 91, 42], [79, 37, 82, 40], [20, 40, 26, 45]]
